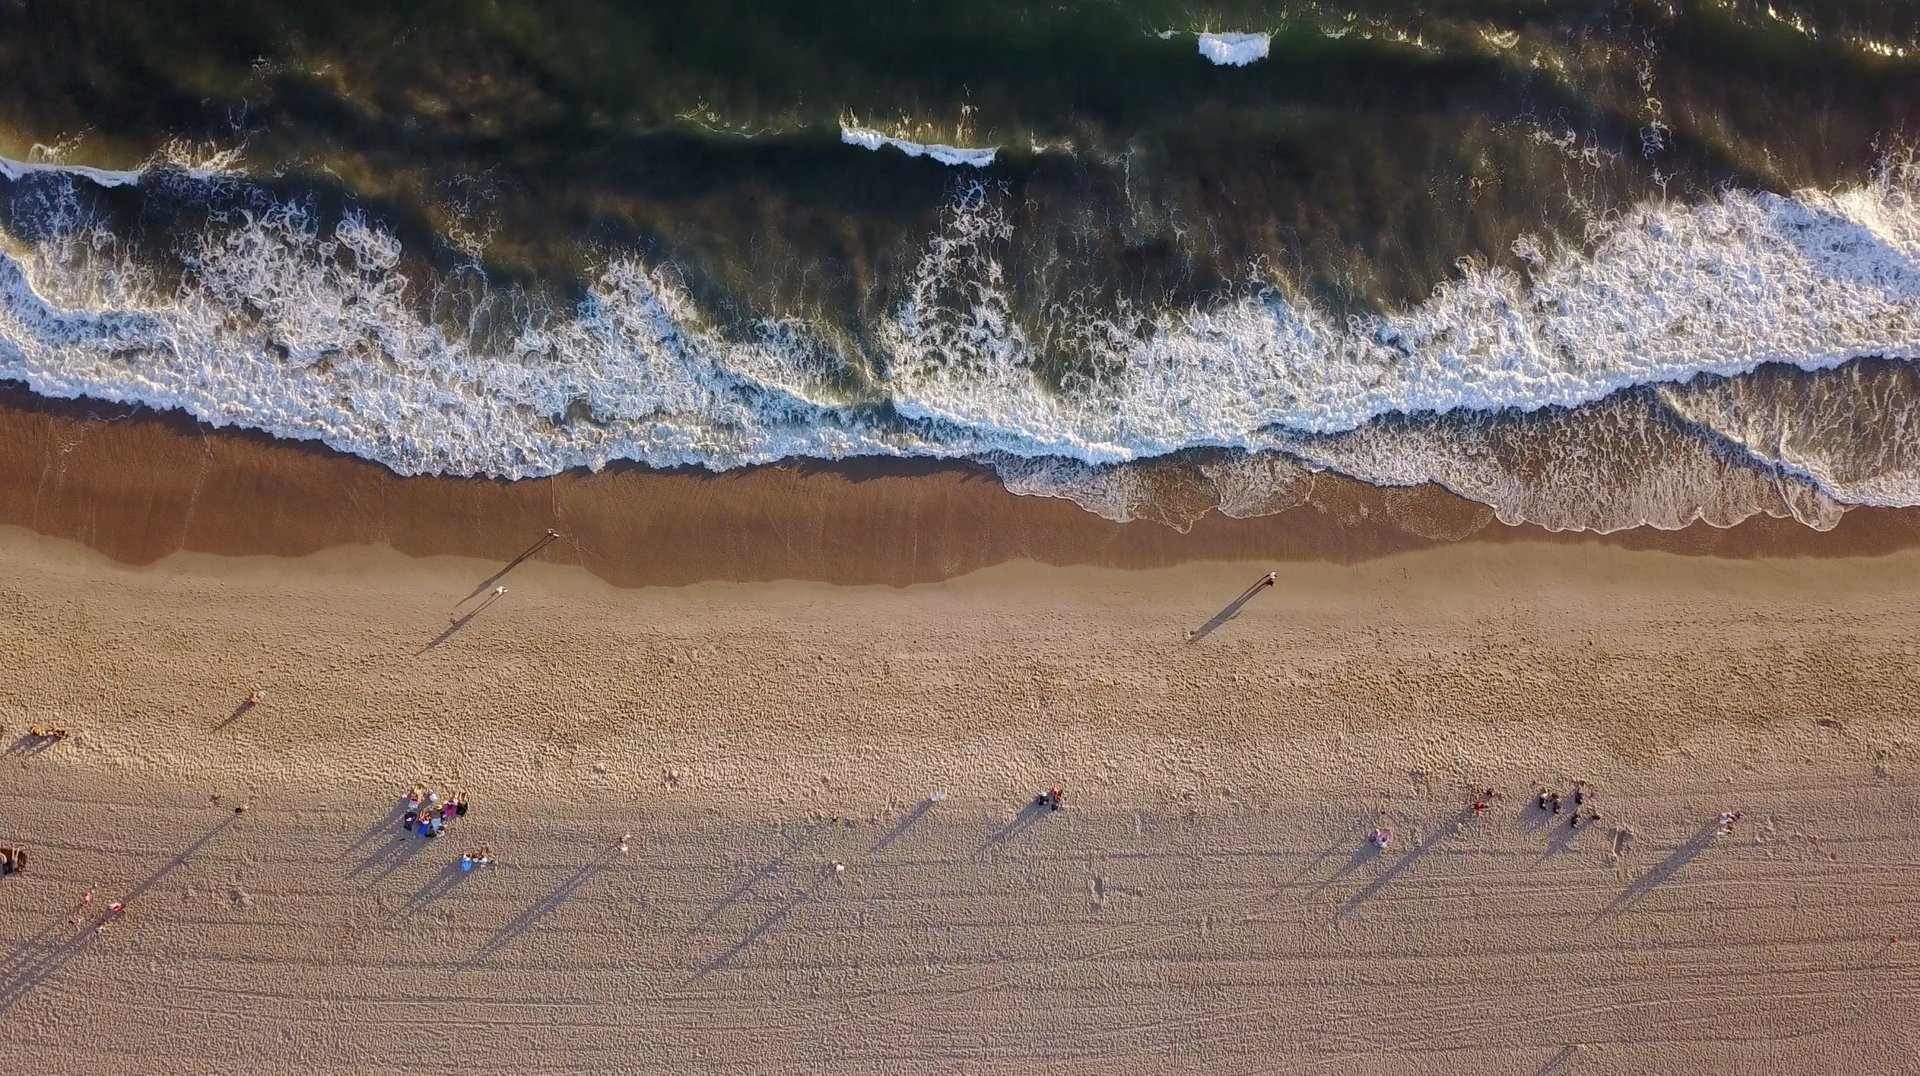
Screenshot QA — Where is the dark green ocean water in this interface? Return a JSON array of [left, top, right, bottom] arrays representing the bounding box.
[[1, 1, 1918, 530]]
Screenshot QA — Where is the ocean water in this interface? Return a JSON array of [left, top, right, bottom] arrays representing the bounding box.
[[1, 0, 1918, 531]]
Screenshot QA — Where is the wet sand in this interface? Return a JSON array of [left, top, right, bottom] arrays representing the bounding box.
[[7, 384, 1920, 588], [1, 388, 1919, 1072]]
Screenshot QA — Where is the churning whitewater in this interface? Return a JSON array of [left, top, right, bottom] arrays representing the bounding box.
[[2, 152, 1919, 531]]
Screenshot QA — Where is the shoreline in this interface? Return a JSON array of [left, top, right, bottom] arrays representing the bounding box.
[[5, 383, 1920, 590], [4, 380, 1919, 1070]]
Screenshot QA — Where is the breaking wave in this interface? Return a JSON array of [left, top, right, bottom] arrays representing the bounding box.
[[3, 152, 1919, 532]]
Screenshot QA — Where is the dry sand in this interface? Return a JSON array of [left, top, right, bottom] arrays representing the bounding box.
[[1, 513, 1918, 1073]]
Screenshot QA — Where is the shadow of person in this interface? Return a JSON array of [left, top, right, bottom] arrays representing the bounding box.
[[982, 797, 1053, 848], [467, 850, 611, 964], [348, 814, 434, 885], [870, 798, 938, 854], [2, 810, 239, 1015], [408, 857, 478, 911], [4, 733, 57, 758], [213, 698, 255, 730], [690, 827, 826, 936], [457, 531, 560, 606], [692, 885, 818, 980], [1188, 574, 1277, 644], [1594, 819, 1724, 919]]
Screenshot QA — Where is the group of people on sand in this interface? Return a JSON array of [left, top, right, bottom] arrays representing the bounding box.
[[1534, 781, 1603, 830], [22, 725, 69, 744], [0, 846, 25, 876], [1370, 784, 1738, 848], [403, 786, 495, 870], [403, 786, 472, 839]]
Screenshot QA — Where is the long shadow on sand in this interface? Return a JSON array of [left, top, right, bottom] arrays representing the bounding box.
[[467, 850, 611, 964], [691, 828, 825, 935], [348, 811, 435, 885], [3, 733, 58, 758], [1329, 808, 1476, 919], [692, 883, 821, 980], [1536, 1044, 1583, 1074], [869, 798, 938, 854], [458, 531, 560, 607], [212, 697, 256, 731], [982, 799, 1054, 848], [408, 857, 478, 911], [0, 812, 237, 1015], [1187, 576, 1275, 644], [1594, 820, 1723, 919]]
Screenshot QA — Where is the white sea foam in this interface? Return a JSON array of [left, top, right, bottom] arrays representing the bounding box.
[[1197, 33, 1272, 66], [839, 125, 997, 167], [3, 157, 1920, 531], [0, 146, 240, 189]]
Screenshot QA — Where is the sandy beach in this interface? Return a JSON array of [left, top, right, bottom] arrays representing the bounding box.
[[5, 0, 1920, 1065], [1, 389, 1917, 1072]]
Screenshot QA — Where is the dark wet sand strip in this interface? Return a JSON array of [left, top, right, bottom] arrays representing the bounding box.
[[4, 382, 1918, 588]]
